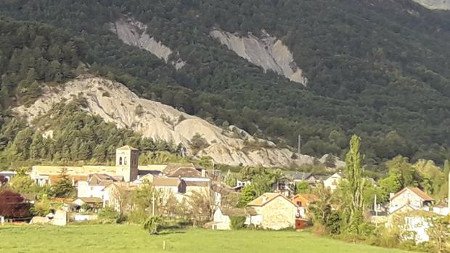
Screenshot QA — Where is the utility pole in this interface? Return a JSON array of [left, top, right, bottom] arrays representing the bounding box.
[[152, 191, 155, 217], [297, 134, 301, 154]]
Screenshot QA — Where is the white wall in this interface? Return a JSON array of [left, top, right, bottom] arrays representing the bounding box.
[[213, 209, 231, 230], [77, 181, 105, 198]]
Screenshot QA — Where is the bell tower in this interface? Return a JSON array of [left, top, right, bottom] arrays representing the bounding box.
[[115, 145, 139, 182]]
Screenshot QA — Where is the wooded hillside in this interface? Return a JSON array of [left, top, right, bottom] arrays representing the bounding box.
[[1, 0, 450, 165]]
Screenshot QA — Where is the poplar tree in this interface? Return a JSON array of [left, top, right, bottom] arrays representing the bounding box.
[[343, 135, 365, 234]]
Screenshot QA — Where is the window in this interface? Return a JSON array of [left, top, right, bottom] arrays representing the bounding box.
[[119, 157, 123, 165], [124, 157, 127, 165]]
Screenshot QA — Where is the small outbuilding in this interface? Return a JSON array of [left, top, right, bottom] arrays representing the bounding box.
[[213, 207, 247, 230]]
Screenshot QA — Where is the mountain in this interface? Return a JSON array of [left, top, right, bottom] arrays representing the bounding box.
[[412, 0, 450, 10], [14, 75, 317, 167], [1, 0, 450, 166]]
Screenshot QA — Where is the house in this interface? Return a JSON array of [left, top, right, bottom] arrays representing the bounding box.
[[247, 193, 298, 230], [134, 165, 165, 183], [323, 172, 342, 192], [272, 177, 295, 197], [77, 174, 122, 199], [213, 207, 248, 230], [285, 171, 318, 184], [291, 194, 318, 218], [153, 177, 187, 203], [103, 182, 138, 211], [162, 163, 205, 178], [389, 187, 434, 213]]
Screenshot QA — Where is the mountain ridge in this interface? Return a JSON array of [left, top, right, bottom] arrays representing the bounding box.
[[14, 75, 322, 168], [1, 0, 450, 165]]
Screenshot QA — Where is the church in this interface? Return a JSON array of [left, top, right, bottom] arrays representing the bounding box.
[[30, 145, 141, 186]]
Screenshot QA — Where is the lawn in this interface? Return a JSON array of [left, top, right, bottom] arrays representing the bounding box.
[[0, 224, 410, 253]]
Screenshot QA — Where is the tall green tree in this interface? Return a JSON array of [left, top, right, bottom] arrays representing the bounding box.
[[343, 135, 365, 234]]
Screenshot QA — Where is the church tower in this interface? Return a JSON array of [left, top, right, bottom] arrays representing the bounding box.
[[115, 145, 139, 182]]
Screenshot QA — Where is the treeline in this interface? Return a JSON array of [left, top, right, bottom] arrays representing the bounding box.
[[0, 17, 87, 108], [0, 1, 450, 166], [0, 100, 182, 169]]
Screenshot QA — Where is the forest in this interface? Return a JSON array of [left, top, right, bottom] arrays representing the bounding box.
[[0, 0, 450, 167]]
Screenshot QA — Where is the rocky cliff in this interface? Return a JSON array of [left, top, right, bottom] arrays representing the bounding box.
[[14, 76, 318, 167], [210, 29, 307, 86], [412, 0, 450, 10], [110, 17, 186, 70]]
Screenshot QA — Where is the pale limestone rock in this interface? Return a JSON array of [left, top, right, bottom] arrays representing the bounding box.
[[110, 17, 186, 70], [210, 29, 307, 86], [14, 76, 317, 167], [411, 0, 450, 10]]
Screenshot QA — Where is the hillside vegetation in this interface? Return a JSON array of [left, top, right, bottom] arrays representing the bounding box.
[[0, 0, 450, 166]]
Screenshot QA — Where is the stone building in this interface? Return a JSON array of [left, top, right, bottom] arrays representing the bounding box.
[[31, 145, 140, 185], [246, 193, 298, 230]]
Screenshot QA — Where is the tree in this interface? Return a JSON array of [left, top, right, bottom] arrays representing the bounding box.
[[238, 184, 257, 207], [309, 184, 341, 235], [427, 216, 450, 253], [9, 170, 39, 196], [143, 216, 164, 235], [342, 135, 365, 234], [186, 191, 214, 226], [50, 169, 75, 198], [295, 181, 311, 194], [0, 190, 31, 219]]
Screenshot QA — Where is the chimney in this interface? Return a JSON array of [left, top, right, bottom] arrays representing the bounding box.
[[201, 169, 206, 178]]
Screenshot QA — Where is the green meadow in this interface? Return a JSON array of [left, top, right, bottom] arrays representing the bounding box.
[[0, 224, 411, 253]]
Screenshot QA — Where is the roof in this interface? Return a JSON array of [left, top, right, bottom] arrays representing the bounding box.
[[88, 173, 122, 186], [116, 145, 138, 151], [153, 177, 182, 187], [32, 165, 117, 176], [106, 182, 138, 191], [292, 194, 318, 203], [138, 165, 167, 171], [163, 163, 200, 177], [49, 174, 87, 184], [185, 181, 209, 187], [0, 171, 16, 175], [75, 197, 103, 204], [285, 171, 313, 181], [220, 207, 247, 217], [391, 187, 434, 202], [247, 193, 296, 207], [168, 167, 202, 178]]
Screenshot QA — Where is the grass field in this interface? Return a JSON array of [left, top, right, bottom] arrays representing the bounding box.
[[0, 224, 410, 253]]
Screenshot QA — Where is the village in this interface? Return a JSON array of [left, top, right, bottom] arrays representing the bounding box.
[[1, 144, 448, 248]]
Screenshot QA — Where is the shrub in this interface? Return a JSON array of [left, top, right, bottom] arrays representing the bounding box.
[[230, 216, 246, 230], [98, 207, 120, 224], [144, 216, 164, 235]]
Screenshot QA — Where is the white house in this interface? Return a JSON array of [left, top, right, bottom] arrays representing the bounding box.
[[323, 173, 342, 192], [389, 187, 434, 213], [77, 174, 122, 199]]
